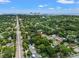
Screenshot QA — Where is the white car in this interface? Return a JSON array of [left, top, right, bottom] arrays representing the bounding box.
[[32, 54, 36, 58]]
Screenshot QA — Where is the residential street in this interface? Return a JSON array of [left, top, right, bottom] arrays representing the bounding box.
[[28, 36, 42, 58]]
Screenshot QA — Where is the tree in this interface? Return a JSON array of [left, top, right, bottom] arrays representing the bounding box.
[[59, 44, 72, 57], [46, 46, 57, 57], [23, 42, 28, 50]]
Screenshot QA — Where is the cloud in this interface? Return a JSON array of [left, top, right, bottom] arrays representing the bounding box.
[[38, 5, 44, 8], [38, 4, 48, 8], [57, 0, 75, 4], [0, 8, 79, 15], [0, 0, 10, 3], [48, 7, 54, 10]]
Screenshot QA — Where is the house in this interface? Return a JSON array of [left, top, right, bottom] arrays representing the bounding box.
[[74, 47, 79, 53], [42, 34, 64, 45]]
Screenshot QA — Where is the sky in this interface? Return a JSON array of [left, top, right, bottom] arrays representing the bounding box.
[[0, 0, 79, 15]]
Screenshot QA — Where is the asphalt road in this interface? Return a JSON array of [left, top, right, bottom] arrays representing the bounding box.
[[15, 16, 23, 58]]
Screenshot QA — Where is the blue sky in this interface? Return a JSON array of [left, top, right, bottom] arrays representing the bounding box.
[[0, 0, 79, 15]]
